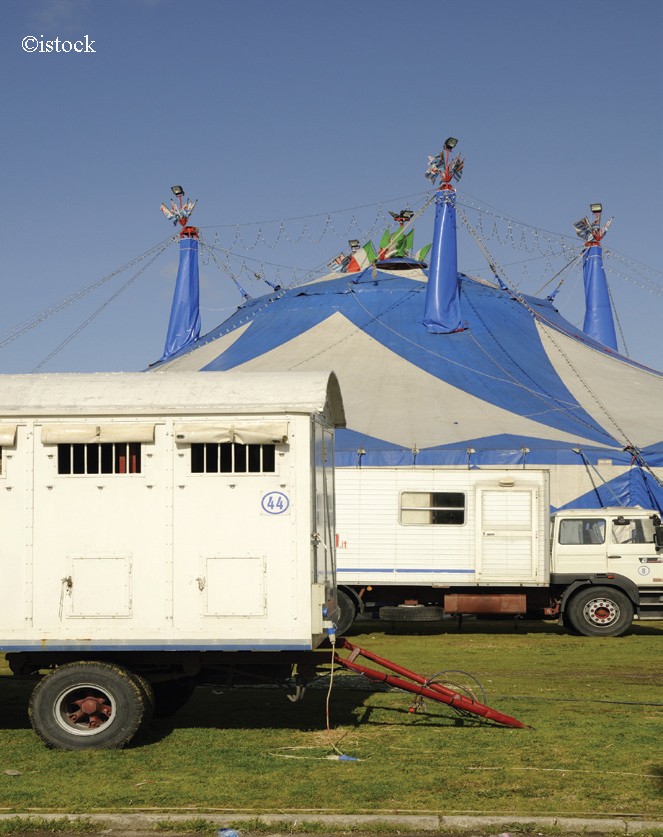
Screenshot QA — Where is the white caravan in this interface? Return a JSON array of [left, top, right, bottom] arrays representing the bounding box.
[[0, 370, 344, 748], [334, 467, 663, 636]]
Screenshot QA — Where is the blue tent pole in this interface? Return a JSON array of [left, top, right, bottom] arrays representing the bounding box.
[[159, 232, 201, 362], [422, 188, 463, 333], [582, 243, 617, 350]]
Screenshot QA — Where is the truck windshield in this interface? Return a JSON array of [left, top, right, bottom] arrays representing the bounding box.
[[611, 518, 655, 544]]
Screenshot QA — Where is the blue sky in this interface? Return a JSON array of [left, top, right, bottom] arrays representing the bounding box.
[[1, 0, 661, 372]]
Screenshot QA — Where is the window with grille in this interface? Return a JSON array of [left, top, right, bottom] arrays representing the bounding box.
[[57, 443, 142, 475], [191, 442, 276, 474], [400, 491, 466, 525]]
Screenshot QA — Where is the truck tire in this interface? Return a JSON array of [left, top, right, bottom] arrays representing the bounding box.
[[566, 586, 634, 637], [379, 605, 444, 622], [334, 590, 357, 635], [28, 661, 149, 750]]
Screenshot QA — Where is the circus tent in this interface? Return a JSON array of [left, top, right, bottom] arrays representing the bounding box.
[[151, 152, 663, 514]]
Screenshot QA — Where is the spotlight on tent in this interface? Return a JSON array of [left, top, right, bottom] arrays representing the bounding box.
[[348, 239, 360, 251], [171, 185, 185, 197], [389, 209, 414, 226], [590, 203, 602, 214], [444, 137, 458, 150]]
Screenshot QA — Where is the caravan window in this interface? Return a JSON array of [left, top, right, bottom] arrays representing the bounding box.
[[191, 443, 276, 474], [57, 443, 142, 475], [400, 491, 465, 525]]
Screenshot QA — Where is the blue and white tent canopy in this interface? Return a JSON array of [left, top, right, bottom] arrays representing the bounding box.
[[152, 262, 663, 512]]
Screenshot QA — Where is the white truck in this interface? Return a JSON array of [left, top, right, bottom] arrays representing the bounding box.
[[333, 468, 663, 637], [0, 370, 344, 749]]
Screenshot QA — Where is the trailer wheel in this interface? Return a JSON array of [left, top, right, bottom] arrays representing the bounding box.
[[334, 590, 357, 635], [566, 587, 634, 637], [151, 681, 196, 718], [379, 605, 444, 622], [28, 661, 149, 750]]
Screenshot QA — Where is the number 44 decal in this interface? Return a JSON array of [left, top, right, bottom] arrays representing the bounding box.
[[261, 491, 290, 515]]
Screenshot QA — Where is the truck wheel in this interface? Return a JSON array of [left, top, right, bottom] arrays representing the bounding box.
[[334, 590, 356, 635], [379, 605, 444, 622], [566, 587, 634, 637], [28, 661, 149, 750]]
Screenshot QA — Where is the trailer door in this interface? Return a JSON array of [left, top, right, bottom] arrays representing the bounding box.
[[476, 487, 539, 582]]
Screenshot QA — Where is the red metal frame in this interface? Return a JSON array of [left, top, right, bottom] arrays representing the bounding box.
[[333, 638, 529, 729]]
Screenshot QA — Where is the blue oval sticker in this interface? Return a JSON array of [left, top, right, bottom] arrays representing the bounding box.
[[261, 491, 290, 515]]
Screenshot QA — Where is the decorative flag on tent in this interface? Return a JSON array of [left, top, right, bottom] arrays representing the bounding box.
[[415, 243, 432, 263], [378, 227, 415, 259], [346, 240, 378, 273]]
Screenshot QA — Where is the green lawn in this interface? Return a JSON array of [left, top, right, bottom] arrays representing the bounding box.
[[0, 619, 661, 820]]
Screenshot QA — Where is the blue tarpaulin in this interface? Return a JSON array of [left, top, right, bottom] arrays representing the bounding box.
[[423, 190, 463, 333], [582, 244, 618, 350], [159, 237, 201, 362]]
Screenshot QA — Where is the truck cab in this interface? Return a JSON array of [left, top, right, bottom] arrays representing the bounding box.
[[551, 508, 663, 635]]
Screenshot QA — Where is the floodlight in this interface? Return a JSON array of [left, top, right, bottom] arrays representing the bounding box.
[[444, 137, 458, 150], [590, 202, 602, 214], [401, 209, 414, 221], [171, 185, 185, 197], [348, 239, 360, 249]]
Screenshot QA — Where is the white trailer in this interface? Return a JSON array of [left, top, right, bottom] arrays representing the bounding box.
[[334, 467, 663, 636], [0, 370, 344, 748]]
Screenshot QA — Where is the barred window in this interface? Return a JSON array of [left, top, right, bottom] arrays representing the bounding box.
[[191, 442, 276, 474], [400, 491, 466, 525], [57, 443, 142, 475]]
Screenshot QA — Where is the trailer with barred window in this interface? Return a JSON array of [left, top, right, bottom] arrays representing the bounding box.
[[0, 370, 345, 748]]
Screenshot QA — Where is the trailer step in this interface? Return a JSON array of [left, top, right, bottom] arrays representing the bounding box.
[[333, 638, 530, 730]]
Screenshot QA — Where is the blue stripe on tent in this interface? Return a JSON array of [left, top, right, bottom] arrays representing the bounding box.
[[190, 274, 618, 445]]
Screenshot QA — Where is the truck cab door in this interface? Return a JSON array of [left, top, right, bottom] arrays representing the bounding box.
[[608, 516, 662, 587]]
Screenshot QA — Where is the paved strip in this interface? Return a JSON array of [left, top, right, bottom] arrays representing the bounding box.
[[0, 812, 662, 835]]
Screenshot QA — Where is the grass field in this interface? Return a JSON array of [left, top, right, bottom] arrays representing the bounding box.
[[0, 618, 661, 822]]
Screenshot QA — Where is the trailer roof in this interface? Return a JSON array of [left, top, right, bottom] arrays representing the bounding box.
[[0, 371, 345, 424]]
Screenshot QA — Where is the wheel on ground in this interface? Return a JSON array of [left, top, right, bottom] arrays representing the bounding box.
[[151, 681, 196, 718], [566, 586, 634, 637], [334, 590, 357, 635], [28, 661, 149, 750], [379, 604, 444, 622]]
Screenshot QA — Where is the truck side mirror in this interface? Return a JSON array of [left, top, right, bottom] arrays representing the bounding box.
[[655, 526, 663, 551]]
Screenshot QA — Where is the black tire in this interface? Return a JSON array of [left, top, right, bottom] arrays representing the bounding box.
[[379, 605, 444, 622], [334, 590, 357, 635], [151, 681, 196, 718], [28, 661, 148, 750], [566, 586, 634, 637]]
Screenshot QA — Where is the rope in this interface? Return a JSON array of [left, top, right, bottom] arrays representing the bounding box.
[[0, 235, 177, 353], [31, 239, 172, 372]]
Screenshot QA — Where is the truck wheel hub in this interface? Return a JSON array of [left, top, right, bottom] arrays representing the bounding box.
[[584, 597, 618, 625]]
